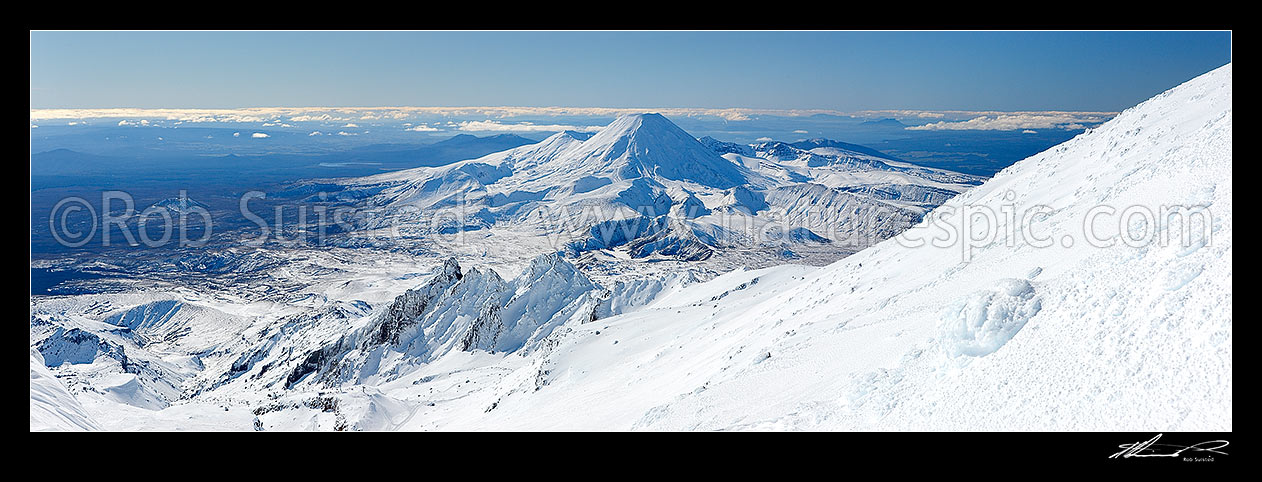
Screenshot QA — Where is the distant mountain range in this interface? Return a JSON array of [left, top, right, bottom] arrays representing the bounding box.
[[857, 117, 907, 129], [296, 113, 982, 265]]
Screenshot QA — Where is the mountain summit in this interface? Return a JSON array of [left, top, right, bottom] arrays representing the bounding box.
[[560, 113, 748, 189]]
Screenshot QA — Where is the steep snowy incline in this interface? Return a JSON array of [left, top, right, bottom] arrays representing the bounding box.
[[30, 349, 101, 431], [423, 64, 1231, 431]]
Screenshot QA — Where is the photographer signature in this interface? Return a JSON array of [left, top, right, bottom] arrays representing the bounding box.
[[1110, 434, 1229, 459]]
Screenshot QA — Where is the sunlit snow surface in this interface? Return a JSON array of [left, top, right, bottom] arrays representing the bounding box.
[[30, 65, 1230, 431]]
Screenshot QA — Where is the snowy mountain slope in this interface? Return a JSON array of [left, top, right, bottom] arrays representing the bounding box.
[[789, 138, 903, 162], [279, 254, 601, 389], [166, 254, 628, 398], [32, 324, 186, 410], [733, 140, 982, 203], [100, 299, 251, 354], [25, 247, 724, 430], [761, 183, 922, 245], [32, 65, 1228, 431], [414, 63, 1230, 431], [255, 63, 1226, 432], [29, 290, 329, 412], [30, 349, 101, 431], [553, 113, 749, 188]]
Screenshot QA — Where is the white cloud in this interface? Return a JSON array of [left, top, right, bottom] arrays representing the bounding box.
[[309, 131, 323, 136], [455, 120, 601, 133], [289, 113, 350, 123], [405, 125, 441, 132], [251, 132, 270, 138], [858, 110, 948, 119], [342, 123, 359, 128], [793, 130, 808, 134], [29, 106, 788, 124], [337, 131, 357, 136], [233, 132, 241, 137], [755, 137, 774, 142], [27, 107, 1118, 134], [905, 112, 1113, 131], [1022, 129, 1037, 134]]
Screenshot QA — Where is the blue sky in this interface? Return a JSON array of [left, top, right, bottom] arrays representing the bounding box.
[[30, 31, 1231, 111]]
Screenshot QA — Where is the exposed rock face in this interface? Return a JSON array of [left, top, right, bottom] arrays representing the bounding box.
[[283, 254, 603, 388], [364, 257, 464, 346]]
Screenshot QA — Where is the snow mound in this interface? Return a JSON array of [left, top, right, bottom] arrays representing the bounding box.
[[937, 278, 1041, 358]]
